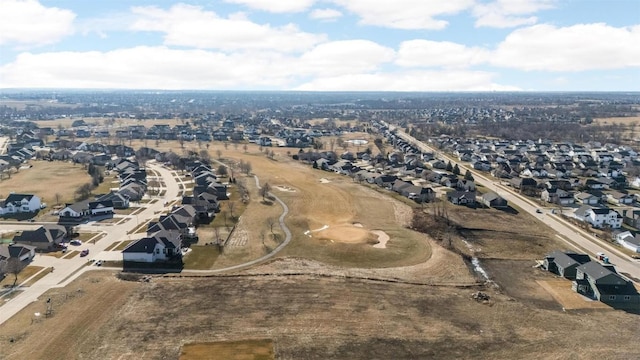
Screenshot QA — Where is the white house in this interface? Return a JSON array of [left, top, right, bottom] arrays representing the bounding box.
[[615, 231, 640, 253], [0, 194, 41, 215], [121, 231, 181, 263], [584, 207, 623, 229]]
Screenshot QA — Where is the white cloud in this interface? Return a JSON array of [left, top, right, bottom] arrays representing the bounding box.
[[332, 0, 473, 30], [309, 8, 343, 21], [296, 70, 520, 91], [0, 43, 521, 91], [130, 4, 325, 52], [396, 39, 489, 68], [298, 40, 395, 76], [224, 0, 316, 13], [473, 0, 556, 28], [491, 23, 640, 71], [0, 0, 75, 46], [0, 47, 297, 89]]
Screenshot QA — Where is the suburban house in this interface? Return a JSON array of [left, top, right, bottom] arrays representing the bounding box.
[[96, 191, 130, 209], [574, 205, 623, 229], [447, 191, 476, 206], [573, 261, 640, 308], [574, 192, 600, 205], [0, 193, 41, 215], [12, 225, 67, 251], [59, 199, 114, 222], [614, 231, 640, 253], [479, 192, 508, 208], [607, 191, 634, 205], [0, 244, 36, 264], [543, 250, 592, 279], [621, 208, 640, 229], [121, 230, 182, 263], [541, 188, 575, 205]]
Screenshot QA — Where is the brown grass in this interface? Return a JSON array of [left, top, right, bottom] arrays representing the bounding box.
[[114, 240, 134, 251], [593, 116, 640, 125], [180, 339, 274, 360], [0, 266, 45, 287], [131, 139, 428, 268], [23, 268, 53, 287], [0, 160, 91, 205], [537, 280, 611, 310], [3, 271, 639, 359]]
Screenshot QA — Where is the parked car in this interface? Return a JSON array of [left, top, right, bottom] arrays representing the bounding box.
[[70, 239, 82, 246], [95, 260, 103, 266], [80, 249, 89, 257], [536, 209, 542, 214]]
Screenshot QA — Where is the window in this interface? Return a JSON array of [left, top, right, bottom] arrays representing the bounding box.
[[624, 296, 631, 301], [609, 295, 616, 300]]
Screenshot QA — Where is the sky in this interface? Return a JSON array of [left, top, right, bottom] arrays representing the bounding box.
[[0, 0, 639, 91]]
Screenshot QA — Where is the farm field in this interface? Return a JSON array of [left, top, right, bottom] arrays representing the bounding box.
[[1, 269, 639, 359], [0, 160, 91, 206]]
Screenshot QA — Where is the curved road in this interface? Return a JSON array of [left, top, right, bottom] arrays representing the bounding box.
[[185, 175, 292, 273]]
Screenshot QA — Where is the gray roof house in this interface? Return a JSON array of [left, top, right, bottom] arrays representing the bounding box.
[[12, 225, 67, 251], [122, 230, 181, 263], [480, 192, 507, 208], [573, 262, 640, 309], [543, 250, 592, 279]]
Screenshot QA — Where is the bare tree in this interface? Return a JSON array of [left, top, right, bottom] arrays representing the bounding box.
[[329, 138, 336, 152], [227, 201, 236, 220], [266, 217, 276, 238], [213, 227, 222, 245], [223, 142, 229, 150], [55, 193, 62, 205], [243, 144, 248, 153], [5, 257, 23, 288], [260, 182, 272, 201], [216, 149, 222, 159]]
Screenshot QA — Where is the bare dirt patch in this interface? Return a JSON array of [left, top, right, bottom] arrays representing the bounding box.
[[315, 225, 374, 244], [180, 339, 274, 360], [537, 280, 611, 310], [371, 230, 390, 249]]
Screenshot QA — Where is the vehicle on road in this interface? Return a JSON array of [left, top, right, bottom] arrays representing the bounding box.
[[95, 260, 103, 266], [70, 239, 82, 246], [536, 209, 542, 214], [80, 249, 89, 257]]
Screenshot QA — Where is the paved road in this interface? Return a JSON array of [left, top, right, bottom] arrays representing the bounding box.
[[0, 161, 181, 325], [0, 136, 8, 155], [391, 126, 640, 281]]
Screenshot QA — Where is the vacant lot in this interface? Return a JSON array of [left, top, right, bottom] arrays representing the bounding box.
[[0, 160, 91, 206], [1, 270, 639, 360]]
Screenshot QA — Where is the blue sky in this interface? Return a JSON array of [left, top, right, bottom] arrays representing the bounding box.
[[0, 0, 638, 91]]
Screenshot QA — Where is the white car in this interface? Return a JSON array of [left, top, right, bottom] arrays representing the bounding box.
[[70, 239, 83, 246]]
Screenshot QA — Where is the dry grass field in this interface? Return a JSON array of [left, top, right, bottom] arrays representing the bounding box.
[[1, 270, 639, 360], [593, 116, 640, 126], [0, 160, 91, 206], [129, 139, 429, 269]]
